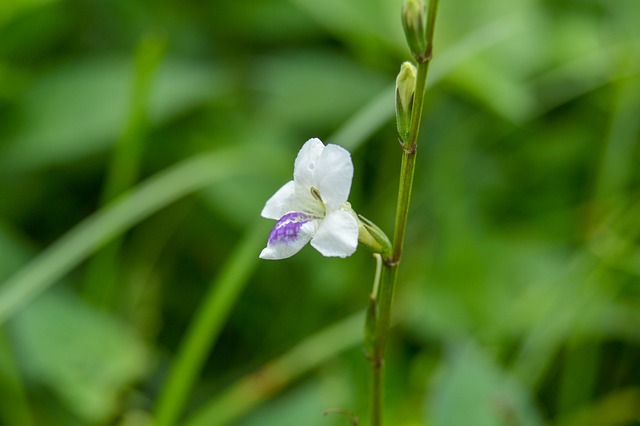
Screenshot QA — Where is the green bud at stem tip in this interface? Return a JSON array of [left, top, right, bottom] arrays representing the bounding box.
[[402, 0, 428, 58], [357, 214, 392, 257], [395, 62, 417, 143]]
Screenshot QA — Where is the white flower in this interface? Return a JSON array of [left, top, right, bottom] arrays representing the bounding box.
[[260, 138, 359, 260]]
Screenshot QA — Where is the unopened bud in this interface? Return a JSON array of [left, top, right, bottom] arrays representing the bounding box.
[[357, 215, 392, 257], [402, 0, 427, 58], [395, 62, 417, 142]]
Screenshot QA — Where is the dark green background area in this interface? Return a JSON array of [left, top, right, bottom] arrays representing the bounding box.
[[0, 0, 639, 425]]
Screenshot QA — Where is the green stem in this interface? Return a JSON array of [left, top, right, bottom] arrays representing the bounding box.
[[425, 0, 439, 62], [369, 1, 439, 423], [369, 60, 427, 425], [369, 260, 397, 426]]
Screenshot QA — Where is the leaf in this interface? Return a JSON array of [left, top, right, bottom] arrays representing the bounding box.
[[0, 56, 229, 173], [9, 290, 147, 423], [427, 341, 543, 426]]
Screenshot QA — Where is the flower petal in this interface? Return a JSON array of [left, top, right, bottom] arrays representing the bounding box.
[[294, 138, 325, 190], [310, 209, 358, 258], [261, 180, 296, 220], [260, 212, 319, 260], [314, 144, 353, 209]]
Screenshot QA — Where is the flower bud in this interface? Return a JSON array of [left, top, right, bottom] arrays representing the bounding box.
[[401, 0, 428, 58], [395, 62, 417, 142], [357, 215, 392, 257]]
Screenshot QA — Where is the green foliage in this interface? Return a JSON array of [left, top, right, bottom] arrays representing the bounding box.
[[0, 56, 226, 172], [0, 0, 639, 425], [10, 291, 147, 424], [428, 342, 543, 426]]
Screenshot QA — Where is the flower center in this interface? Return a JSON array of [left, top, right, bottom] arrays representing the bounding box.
[[310, 186, 326, 215]]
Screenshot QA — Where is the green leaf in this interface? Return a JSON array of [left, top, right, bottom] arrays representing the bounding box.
[[9, 291, 147, 423], [427, 341, 543, 426], [0, 56, 229, 173]]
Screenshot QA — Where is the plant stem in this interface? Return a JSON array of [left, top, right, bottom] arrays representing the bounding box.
[[369, 1, 439, 423], [370, 262, 398, 426], [393, 62, 428, 262], [369, 60, 427, 424]]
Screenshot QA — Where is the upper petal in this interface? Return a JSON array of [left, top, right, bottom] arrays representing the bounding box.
[[260, 212, 319, 260], [261, 180, 296, 219], [310, 209, 358, 258], [293, 138, 325, 190], [314, 144, 353, 209]]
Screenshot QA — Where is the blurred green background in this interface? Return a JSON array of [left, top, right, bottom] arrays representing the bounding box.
[[1, 0, 639, 425]]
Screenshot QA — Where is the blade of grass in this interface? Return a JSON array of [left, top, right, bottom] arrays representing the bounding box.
[[0, 144, 273, 326], [153, 222, 269, 426], [529, 40, 640, 120], [592, 69, 640, 209], [183, 311, 366, 426], [0, 328, 33, 426], [512, 202, 640, 389], [554, 68, 640, 418], [83, 34, 167, 308]]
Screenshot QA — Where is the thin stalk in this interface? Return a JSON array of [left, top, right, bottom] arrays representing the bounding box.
[[369, 60, 428, 426], [369, 1, 439, 424], [370, 262, 398, 426], [425, 0, 439, 61], [392, 61, 428, 262]]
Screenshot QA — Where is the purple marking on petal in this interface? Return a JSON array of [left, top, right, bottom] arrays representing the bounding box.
[[268, 212, 315, 244]]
